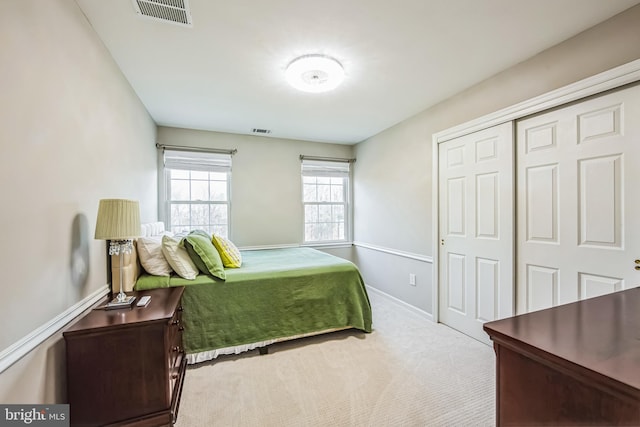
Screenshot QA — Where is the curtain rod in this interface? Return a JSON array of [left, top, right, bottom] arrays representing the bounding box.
[[300, 155, 356, 163], [156, 143, 237, 155]]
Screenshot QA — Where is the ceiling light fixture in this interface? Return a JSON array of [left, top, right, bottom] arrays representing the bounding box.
[[285, 54, 345, 93]]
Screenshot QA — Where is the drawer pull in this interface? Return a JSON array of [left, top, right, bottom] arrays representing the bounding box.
[[172, 319, 180, 326], [179, 326, 185, 331], [177, 306, 184, 312], [173, 346, 180, 352]]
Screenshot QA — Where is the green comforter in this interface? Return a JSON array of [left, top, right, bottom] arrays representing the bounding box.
[[136, 247, 372, 357]]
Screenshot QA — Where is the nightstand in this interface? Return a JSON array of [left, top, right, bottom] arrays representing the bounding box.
[[64, 286, 186, 426]]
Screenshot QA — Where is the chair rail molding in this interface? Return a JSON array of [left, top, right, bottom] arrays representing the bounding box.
[[0, 285, 109, 373], [353, 241, 433, 263]]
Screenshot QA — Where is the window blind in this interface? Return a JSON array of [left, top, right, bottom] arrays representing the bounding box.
[[163, 149, 232, 173], [301, 159, 350, 177]]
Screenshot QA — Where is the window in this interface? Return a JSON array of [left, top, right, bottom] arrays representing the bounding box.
[[301, 158, 352, 243], [163, 149, 232, 237]]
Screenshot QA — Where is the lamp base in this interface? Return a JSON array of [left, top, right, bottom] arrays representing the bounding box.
[[105, 295, 136, 310]]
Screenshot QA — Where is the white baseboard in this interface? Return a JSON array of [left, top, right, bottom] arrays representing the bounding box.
[[366, 284, 434, 322], [0, 285, 109, 373]]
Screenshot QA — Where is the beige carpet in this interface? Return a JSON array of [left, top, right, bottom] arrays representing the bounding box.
[[175, 291, 496, 427]]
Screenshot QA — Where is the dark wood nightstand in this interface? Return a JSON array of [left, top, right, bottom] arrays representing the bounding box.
[[64, 286, 186, 426]]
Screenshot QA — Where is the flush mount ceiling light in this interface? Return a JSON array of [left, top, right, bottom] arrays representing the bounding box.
[[285, 54, 345, 93]]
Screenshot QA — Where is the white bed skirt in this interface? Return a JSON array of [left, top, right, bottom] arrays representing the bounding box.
[[185, 326, 351, 365]]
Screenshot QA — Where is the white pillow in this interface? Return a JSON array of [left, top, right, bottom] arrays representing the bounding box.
[[137, 236, 173, 276], [161, 235, 198, 280]]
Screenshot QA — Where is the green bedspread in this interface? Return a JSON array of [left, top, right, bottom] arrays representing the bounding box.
[[136, 247, 372, 358]]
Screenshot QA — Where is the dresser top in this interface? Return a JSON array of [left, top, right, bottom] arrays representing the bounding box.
[[484, 287, 640, 393], [64, 286, 185, 336]]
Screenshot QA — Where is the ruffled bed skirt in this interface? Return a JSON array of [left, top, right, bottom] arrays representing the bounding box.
[[185, 326, 350, 365]]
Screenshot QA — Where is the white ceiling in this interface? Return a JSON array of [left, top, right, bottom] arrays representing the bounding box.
[[75, 0, 640, 144]]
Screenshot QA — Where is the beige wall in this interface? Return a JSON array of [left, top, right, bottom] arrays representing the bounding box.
[[353, 4, 640, 313], [157, 127, 354, 247], [0, 0, 157, 401], [4, 0, 640, 405]]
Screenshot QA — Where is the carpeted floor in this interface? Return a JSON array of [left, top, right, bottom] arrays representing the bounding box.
[[175, 290, 496, 427]]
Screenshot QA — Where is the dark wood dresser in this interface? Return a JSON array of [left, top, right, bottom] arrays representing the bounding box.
[[64, 286, 186, 426], [483, 287, 640, 426]]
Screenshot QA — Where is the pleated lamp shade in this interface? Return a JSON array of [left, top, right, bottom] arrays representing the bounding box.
[[94, 199, 141, 240]]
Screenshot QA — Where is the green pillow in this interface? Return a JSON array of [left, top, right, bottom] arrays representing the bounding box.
[[183, 234, 226, 280], [190, 229, 211, 240]]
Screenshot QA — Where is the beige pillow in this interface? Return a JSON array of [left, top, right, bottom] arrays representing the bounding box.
[[137, 236, 173, 276], [161, 235, 198, 280]]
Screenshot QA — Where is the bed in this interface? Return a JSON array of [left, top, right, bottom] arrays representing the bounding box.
[[113, 224, 372, 364]]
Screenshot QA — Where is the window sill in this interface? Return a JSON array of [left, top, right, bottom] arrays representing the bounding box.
[[301, 241, 353, 250]]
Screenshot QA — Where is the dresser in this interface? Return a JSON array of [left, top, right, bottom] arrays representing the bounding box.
[[483, 287, 640, 426], [64, 286, 186, 426]]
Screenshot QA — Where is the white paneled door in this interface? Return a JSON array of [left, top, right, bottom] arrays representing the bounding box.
[[516, 84, 640, 314], [438, 122, 514, 344]]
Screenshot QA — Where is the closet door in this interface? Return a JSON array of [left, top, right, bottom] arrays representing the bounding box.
[[516, 84, 640, 314], [438, 122, 514, 344]]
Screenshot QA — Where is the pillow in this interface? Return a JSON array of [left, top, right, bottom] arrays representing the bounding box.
[[190, 229, 211, 240], [212, 235, 242, 268], [161, 235, 198, 280], [183, 233, 226, 280], [137, 236, 173, 276]]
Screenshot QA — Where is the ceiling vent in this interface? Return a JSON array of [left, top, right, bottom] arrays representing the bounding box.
[[132, 0, 193, 27], [252, 128, 272, 135]]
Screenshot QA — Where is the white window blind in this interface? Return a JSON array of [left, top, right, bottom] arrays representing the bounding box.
[[163, 149, 232, 173], [301, 159, 350, 177]]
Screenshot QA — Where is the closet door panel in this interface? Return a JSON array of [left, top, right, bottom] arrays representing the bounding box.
[[516, 84, 640, 314], [439, 122, 514, 343]]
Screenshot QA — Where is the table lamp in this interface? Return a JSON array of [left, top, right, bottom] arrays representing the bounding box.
[[95, 199, 141, 308]]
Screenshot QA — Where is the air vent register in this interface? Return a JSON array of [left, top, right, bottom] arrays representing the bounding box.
[[132, 0, 192, 26]]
